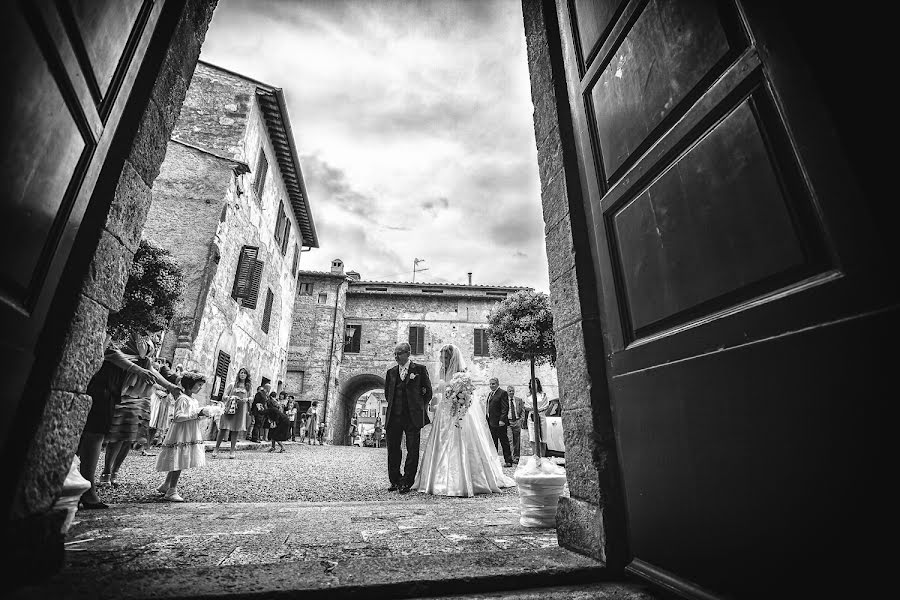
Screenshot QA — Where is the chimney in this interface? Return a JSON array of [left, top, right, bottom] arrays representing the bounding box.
[[330, 258, 344, 275], [467, 272, 472, 285]]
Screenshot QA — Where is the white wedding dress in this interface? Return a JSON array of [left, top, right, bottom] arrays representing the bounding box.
[[413, 344, 516, 497]]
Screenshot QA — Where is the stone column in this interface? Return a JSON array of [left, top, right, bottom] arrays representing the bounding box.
[[521, 0, 628, 570]]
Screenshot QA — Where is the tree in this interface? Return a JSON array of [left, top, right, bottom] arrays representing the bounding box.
[[486, 290, 556, 457], [107, 238, 185, 343]]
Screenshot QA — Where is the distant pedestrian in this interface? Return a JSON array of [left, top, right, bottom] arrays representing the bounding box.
[[373, 417, 383, 449], [286, 400, 298, 441], [348, 414, 358, 446], [506, 385, 524, 462], [265, 403, 291, 453], [155, 371, 213, 502], [305, 402, 319, 445], [316, 420, 326, 445]]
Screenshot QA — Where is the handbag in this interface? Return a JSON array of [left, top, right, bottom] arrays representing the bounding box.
[[225, 397, 237, 414]]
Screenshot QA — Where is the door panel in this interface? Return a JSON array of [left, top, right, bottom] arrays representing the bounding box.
[[0, 0, 174, 467], [556, 0, 894, 597]]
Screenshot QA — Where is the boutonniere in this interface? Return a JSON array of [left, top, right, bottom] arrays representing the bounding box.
[[410, 373, 417, 380]]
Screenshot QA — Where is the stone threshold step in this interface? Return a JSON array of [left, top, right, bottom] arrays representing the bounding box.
[[414, 581, 659, 600], [12, 547, 633, 600]]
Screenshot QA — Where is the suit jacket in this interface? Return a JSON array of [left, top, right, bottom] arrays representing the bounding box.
[[486, 388, 509, 428], [251, 391, 267, 416], [384, 361, 433, 429], [509, 395, 525, 426]]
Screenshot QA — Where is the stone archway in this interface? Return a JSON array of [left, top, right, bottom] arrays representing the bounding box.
[[333, 373, 385, 446]]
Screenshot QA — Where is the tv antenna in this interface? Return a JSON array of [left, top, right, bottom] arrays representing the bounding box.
[[412, 258, 429, 282]]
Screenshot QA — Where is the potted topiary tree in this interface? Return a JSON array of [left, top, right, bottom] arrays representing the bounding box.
[[487, 290, 566, 527]]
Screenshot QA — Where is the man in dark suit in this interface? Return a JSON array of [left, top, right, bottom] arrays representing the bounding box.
[[250, 384, 268, 442], [486, 377, 513, 467], [384, 341, 433, 493]]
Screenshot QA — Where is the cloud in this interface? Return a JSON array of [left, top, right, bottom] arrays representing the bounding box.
[[201, 0, 550, 293]]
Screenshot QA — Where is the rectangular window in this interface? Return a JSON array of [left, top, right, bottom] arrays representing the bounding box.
[[261, 288, 274, 333], [409, 326, 425, 355], [242, 259, 264, 309], [211, 350, 231, 401], [317, 292, 327, 304], [281, 221, 290, 256], [231, 245, 258, 301], [474, 328, 490, 356], [298, 370, 305, 393], [299, 281, 313, 295], [292, 243, 300, 276], [254, 148, 268, 198], [344, 324, 361, 353]]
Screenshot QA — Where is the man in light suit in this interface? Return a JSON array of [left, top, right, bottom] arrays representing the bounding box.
[[384, 342, 433, 493], [506, 385, 525, 462]]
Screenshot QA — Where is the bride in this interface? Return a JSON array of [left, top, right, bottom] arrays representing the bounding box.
[[413, 343, 516, 496]]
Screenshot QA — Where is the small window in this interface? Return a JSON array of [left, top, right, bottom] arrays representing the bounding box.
[[409, 326, 425, 355], [261, 288, 274, 333], [317, 292, 327, 304], [344, 324, 361, 353], [299, 281, 313, 295], [474, 328, 490, 357], [292, 243, 300, 276], [211, 350, 231, 400], [254, 148, 268, 198]]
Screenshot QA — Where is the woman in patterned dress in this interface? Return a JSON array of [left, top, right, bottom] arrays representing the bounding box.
[[212, 367, 252, 459]]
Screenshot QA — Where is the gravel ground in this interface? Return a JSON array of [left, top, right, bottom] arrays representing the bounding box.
[[92, 427, 564, 505]]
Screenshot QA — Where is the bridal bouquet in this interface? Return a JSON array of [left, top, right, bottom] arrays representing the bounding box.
[[444, 372, 475, 428]]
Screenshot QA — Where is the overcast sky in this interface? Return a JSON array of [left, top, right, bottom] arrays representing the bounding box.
[[201, 0, 549, 292]]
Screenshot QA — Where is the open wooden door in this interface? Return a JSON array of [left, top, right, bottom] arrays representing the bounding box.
[[0, 0, 181, 471], [554, 0, 895, 597]]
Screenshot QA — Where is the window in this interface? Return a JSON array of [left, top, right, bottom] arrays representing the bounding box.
[[232, 246, 263, 308], [344, 324, 361, 353], [317, 292, 327, 304], [261, 288, 274, 333], [474, 328, 490, 356], [211, 351, 231, 401], [299, 281, 313, 295], [254, 148, 268, 198], [409, 326, 425, 355], [292, 243, 300, 276], [274, 203, 290, 255]]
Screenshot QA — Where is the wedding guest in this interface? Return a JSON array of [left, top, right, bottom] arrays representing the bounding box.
[[297, 413, 309, 443], [250, 384, 268, 442], [373, 416, 383, 449], [524, 377, 550, 456], [286, 400, 298, 441], [76, 333, 175, 509], [212, 367, 252, 459], [316, 419, 326, 445], [278, 391, 288, 412], [348, 414, 358, 446], [155, 371, 211, 502], [305, 402, 319, 445], [506, 385, 525, 462], [98, 332, 180, 488], [265, 402, 291, 453]]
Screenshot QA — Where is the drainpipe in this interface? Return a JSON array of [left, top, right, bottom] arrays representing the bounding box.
[[321, 278, 343, 438]]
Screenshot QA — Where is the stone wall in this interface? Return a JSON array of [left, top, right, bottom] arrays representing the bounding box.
[[521, 0, 628, 569]]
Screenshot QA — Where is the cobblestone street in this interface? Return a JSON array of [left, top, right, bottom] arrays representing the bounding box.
[[4, 439, 630, 600]]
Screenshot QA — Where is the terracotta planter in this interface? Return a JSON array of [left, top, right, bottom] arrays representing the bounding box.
[[514, 455, 567, 527]]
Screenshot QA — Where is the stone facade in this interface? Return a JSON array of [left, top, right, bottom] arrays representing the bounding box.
[[288, 260, 559, 445], [143, 61, 318, 403]]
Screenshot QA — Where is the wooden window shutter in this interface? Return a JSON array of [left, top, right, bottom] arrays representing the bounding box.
[[241, 259, 264, 308], [292, 243, 300, 276], [409, 326, 425, 355], [261, 288, 274, 333], [474, 328, 483, 356], [212, 350, 231, 400], [232, 245, 259, 300], [274, 203, 286, 244], [254, 150, 268, 197], [281, 221, 290, 255]]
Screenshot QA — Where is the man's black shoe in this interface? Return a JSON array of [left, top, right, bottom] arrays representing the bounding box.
[[398, 485, 410, 494], [388, 483, 399, 492]]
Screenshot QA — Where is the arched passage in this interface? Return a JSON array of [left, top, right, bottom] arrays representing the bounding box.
[[334, 373, 385, 446]]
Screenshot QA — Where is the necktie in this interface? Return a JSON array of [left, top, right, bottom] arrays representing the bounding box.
[[510, 397, 517, 421]]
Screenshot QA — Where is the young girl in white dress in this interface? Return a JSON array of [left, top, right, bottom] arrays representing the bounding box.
[[413, 343, 516, 496], [155, 371, 211, 502]]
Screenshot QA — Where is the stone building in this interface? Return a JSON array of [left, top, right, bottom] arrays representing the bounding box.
[[142, 61, 318, 401], [287, 259, 558, 445]]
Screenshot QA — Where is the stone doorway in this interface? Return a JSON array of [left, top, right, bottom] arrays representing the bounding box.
[[334, 374, 385, 446]]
